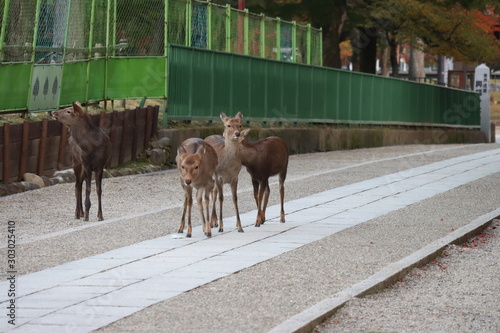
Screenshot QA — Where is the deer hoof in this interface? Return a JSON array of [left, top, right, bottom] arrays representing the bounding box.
[[254, 223, 260, 227], [205, 232, 212, 238], [218, 228, 224, 233], [238, 228, 245, 233], [186, 234, 192, 238]]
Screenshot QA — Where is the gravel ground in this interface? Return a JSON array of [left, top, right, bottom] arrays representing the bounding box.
[[315, 220, 500, 333], [1, 143, 499, 332]]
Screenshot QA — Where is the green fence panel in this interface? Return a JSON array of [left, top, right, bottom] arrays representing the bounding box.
[[106, 58, 165, 100], [0, 63, 31, 111], [167, 45, 481, 128], [60, 61, 89, 105]]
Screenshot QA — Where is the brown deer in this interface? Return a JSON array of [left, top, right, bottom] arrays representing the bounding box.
[[52, 102, 111, 221], [176, 138, 218, 238], [238, 128, 289, 227], [204, 112, 244, 233]]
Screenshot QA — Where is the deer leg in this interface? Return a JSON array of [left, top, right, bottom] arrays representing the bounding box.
[[261, 180, 271, 224], [74, 163, 84, 219], [95, 169, 104, 221], [178, 186, 190, 234], [279, 172, 286, 222], [217, 181, 224, 233], [210, 185, 218, 229], [83, 169, 92, 221], [186, 187, 193, 238], [251, 178, 259, 208], [255, 181, 265, 227], [197, 188, 211, 238], [231, 179, 244, 233]]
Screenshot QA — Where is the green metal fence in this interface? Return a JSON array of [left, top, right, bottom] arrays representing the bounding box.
[[168, 45, 481, 128], [0, 0, 322, 113]]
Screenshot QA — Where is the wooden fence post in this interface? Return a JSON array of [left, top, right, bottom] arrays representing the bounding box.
[[144, 106, 153, 150], [18, 121, 30, 181], [57, 125, 68, 170], [3, 122, 10, 184], [37, 118, 48, 176], [132, 108, 139, 160]]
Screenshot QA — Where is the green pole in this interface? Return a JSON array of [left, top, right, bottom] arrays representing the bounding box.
[[85, 0, 96, 103], [244, 8, 249, 55], [107, 0, 114, 108], [292, 21, 296, 63], [225, 4, 231, 53], [111, 0, 118, 56], [163, 0, 169, 128], [207, 1, 212, 50], [0, 0, 11, 62], [260, 13, 265, 58], [26, 0, 42, 111], [186, 0, 192, 46], [306, 23, 311, 65], [319, 27, 323, 66], [276, 17, 281, 60], [164, 0, 169, 57], [57, 0, 73, 109]]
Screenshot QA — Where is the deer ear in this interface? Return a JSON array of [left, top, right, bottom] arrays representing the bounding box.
[[240, 128, 250, 140], [220, 112, 227, 122], [195, 144, 206, 155], [177, 145, 187, 155], [72, 101, 85, 117], [235, 112, 243, 120]]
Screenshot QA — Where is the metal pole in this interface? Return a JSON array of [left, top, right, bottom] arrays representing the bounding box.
[[225, 4, 231, 53], [306, 23, 311, 65], [244, 8, 249, 55], [207, 1, 212, 50], [260, 13, 265, 58], [163, 0, 169, 128], [109, 0, 115, 109], [276, 17, 281, 60], [0, 0, 12, 62], [292, 21, 296, 62], [186, 0, 192, 46], [85, 0, 96, 103], [26, 0, 43, 110]]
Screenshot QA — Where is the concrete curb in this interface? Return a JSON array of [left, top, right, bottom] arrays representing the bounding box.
[[269, 208, 500, 333]]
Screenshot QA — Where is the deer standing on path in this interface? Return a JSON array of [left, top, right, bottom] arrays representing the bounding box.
[[176, 138, 218, 238], [52, 102, 111, 221], [238, 128, 289, 227], [204, 112, 244, 233]]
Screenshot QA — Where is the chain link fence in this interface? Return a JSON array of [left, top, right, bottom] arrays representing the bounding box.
[[1, 0, 322, 64]]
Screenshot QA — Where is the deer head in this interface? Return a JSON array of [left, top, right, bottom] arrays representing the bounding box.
[[220, 112, 243, 141]]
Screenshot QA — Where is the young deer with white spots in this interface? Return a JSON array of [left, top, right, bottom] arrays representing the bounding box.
[[238, 128, 289, 227], [176, 138, 218, 238], [52, 102, 111, 221], [204, 112, 245, 233]]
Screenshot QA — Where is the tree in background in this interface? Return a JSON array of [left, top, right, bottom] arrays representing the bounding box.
[[215, 0, 499, 74]]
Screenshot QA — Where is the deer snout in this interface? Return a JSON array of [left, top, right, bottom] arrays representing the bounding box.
[[184, 179, 192, 186], [232, 131, 240, 140], [51, 111, 59, 120]]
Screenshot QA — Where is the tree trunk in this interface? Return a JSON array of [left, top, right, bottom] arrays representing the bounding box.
[[387, 33, 400, 78], [409, 38, 425, 81], [322, 2, 347, 68], [354, 27, 378, 74]]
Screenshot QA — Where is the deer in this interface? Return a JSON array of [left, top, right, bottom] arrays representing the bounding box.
[[238, 128, 289, 227], [204, 112, 245, 233], [176, 138, 218, 238], [52, 102, 111, 221]]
